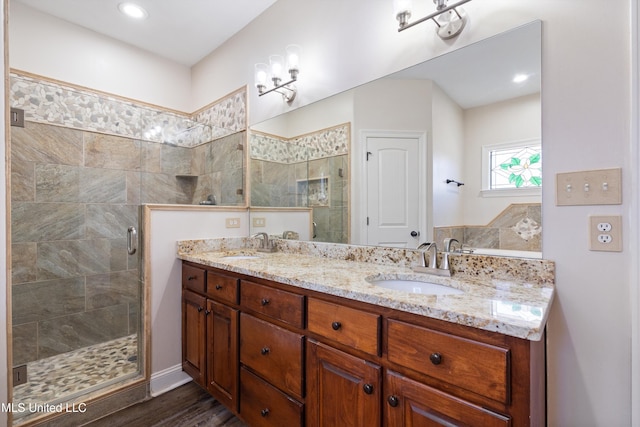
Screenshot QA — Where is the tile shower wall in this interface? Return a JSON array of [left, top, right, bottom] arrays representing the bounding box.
[[9, 72, 248, 365], [11, 123, 246, 364], [433, 203, 542, 251], [11, 122, 140, 365]]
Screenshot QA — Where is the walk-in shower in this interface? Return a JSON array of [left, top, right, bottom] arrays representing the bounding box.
[[8, 73, 246, 425]]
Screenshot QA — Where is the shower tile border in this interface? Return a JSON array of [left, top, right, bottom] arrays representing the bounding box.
[[9, 71, 247, 148]]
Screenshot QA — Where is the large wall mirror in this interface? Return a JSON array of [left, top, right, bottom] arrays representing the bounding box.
[[249, 21, 542, 257]]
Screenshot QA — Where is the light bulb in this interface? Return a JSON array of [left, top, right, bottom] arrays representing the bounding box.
[[269, 55, 285, 81], [286, 45, 301, 76]]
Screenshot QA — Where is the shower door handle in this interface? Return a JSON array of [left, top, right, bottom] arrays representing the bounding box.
[[127, 226, 137, 255]]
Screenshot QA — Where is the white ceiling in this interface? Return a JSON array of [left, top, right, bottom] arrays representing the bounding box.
[[10, 1, 540, 109], [389, 21, 541, 109], [12, 0, 279, 66]]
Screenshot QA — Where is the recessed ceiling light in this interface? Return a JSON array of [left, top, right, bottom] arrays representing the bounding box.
[[513, 74, 529, 83], [118, 2, 148, 20]]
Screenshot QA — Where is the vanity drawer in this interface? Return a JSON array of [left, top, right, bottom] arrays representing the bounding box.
[[182, 264, 206, 294], [206, 271, 239, 304], [307, 298, 380, 356], [241, 280, 304, 328], [240, 368, 304, 427], [240, 313, 304, 399], [387, 319, 510, 404]]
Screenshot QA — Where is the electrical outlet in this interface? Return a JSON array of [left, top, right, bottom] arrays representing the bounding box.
[[225, 217, 241, 228], [589, 215, 622, 252], [556, 168, 622, 206], [252, 217, 266, 227]]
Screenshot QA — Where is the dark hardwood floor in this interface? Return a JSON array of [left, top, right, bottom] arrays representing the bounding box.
[[85, 381, 247, 427]]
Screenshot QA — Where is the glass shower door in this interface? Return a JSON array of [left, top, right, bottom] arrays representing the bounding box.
[[10, 120, 144, 425]]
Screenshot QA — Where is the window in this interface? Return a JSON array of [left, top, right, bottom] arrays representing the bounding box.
[[481, 139, 541, 197]]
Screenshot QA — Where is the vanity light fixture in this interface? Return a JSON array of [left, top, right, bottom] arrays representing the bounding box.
[[393, 0, 472, 39], [118, 2, 149, 20], [255, 45, 301, 104]]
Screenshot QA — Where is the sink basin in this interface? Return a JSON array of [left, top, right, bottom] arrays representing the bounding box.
[[368, 278, 464, 295]]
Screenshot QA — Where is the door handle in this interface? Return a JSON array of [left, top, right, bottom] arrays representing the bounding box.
[[127, 226, 137, 255], [410, 230, 420, 237]]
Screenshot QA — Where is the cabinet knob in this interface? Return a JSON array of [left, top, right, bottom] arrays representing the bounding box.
[[197, 306, 203, 312], [363, 383, 374, 394], [188, 275, 197, 281], [387, 395, 399, 407], [331, 321, 342, 331], [204, 309, 211, 315], [429, 352, 443, 365], [261, 347, 270, 355], [260, 408, 270, 417], [261, 298, 270, 306], [215, 284, 222, 290]]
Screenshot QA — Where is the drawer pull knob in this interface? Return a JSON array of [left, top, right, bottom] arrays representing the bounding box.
[[363, 383, 374, 394], [197, 306, 203, 312], [261, 347, 270, 355], [260, 408, 270, 417], [261, 298, 270, 306], [188, 275, 197, 281], [215, 284, 222, 290], [430, 352, 443, 365], [331, 321, 342, 330], [387, 395, 399, 407]]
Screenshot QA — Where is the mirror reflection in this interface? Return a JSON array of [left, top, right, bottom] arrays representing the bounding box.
[[249, 21, 542, 256]]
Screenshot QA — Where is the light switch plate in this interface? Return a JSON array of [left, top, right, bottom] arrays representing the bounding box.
[[556, 168, 622, 206], [589, 215, 622, 252]]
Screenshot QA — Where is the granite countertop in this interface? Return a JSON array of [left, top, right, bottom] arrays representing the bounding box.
[[177, 238, 555, 341]]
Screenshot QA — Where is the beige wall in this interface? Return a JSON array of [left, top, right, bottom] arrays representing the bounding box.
[[2, 1, 638, 426]]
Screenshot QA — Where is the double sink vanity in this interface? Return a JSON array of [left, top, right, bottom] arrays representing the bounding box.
[[177, 237, 554, 426]]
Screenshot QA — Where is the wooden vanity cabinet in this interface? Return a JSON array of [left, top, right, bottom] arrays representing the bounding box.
[[306, 339, 382, 427], [384, 370, 511, 427], [239, 279, 306, 426], [181, 261, 545, 427], [182, 288, 206, 386], [182, 264, 240, 412]]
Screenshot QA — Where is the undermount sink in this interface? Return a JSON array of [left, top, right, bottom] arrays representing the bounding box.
[[367, 277, 464, 295]]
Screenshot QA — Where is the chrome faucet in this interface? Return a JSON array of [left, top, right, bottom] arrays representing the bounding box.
[[282, 230, 297, 239], [441, 238, 461, 271], [417, 242, 438, 268], [252, 232, 274, 252]]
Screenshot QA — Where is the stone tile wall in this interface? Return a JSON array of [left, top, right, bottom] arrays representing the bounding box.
[[11, 122, 141, 364], [10, 121, 245, 365], [433, 203, 542, 252], [250, 124, 350, 244]]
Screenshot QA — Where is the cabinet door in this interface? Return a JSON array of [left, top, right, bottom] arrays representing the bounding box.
[[207, 299, 239, 412], [384, 370, 511, 427], [182, 290, 206, 386], [306, 339, 381, 427]]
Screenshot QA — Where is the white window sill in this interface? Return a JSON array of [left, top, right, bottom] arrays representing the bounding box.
[[480, 188, 542, 198]]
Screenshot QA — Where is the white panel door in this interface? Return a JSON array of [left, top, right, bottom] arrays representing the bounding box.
[[366, 136, 420, 247]]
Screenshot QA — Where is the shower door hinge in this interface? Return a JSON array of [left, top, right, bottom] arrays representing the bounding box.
[[10, 108, 24, 127], [13, 365, 27, 386]]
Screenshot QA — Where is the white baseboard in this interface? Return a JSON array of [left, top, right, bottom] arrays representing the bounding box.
[[150, 364, 193, 397]]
